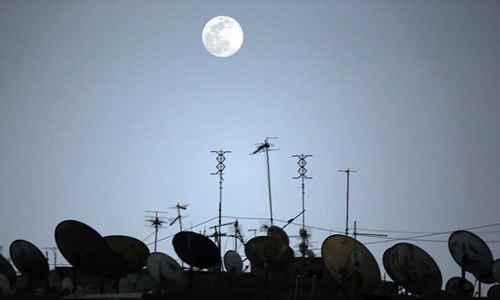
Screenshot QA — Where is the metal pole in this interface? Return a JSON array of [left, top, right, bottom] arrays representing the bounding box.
[[339, 168, 357, 236], [265, 145, 274, 226], [211, 150, 231, 271]]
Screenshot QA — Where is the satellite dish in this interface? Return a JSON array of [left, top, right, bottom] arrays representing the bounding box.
[[267, 226, 290, 245], [146, 252, 184, 284], [9, 239, 49, 280], [491, 258, 500, 283], [103, 235, 150, 278], [118, 277, 137, 293], [306, 250, 316, 258], [12, 274, 30, 290], [135, 273, 158, 293], [245, 236, 294, 272], [55, 220, 116, 276], [47, 270, 62, 293], [488, 285, 500, 298], [321, 235, 380, 292], [0, 255, 17, 285], [61, 277, 74, 294], [223, 250, 243, 274], [386, 243, 442, 296], [445, 277, 473, 297], [172, 231, 220, 269], [448, 230, 494, 279], [382, 246, 400, 286], [0, 274, 11, 294]]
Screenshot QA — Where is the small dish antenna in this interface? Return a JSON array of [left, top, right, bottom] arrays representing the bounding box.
[[0, 274, 11, 294], [135, 273, 159, 293], [55, 220, 116, 277], [321, 234, 381, 292], [385, 242, 442, 296], [146, 252, 184, 285], [448, 230, 494, 281], [488, 285, 500, 298], [491, 258, 500, 283], [223, 250, 243, 275], [267, 226, 290, 246], [9, 239, 49, 280], [103, 235, 150, 279], [0, 255, 16, 286], [244, 236, 294, 272], [445, 276, 474, 297], [172, 231, 220, 269]]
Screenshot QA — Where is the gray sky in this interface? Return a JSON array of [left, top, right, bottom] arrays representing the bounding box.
[[1, 0, 498, 292]]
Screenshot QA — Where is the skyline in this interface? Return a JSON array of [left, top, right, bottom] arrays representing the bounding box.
[[0, 0, 498, 293]]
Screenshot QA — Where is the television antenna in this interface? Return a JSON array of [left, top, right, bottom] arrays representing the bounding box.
[[293, 154, 312, 258], [169, 203, 189, 231], [144, 211, 168, 252], [338, 168, 357, 236], [210, 150, 231, 250], [251, 137, 279, 227], [42, 246, 58, 269]]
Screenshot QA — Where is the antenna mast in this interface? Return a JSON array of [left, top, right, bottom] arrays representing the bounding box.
[[293, 154, 312, 257], [145, 211, 168, 252], [251, 137, 279, 227], [42, 247, 58, 269], [211, 150, 231, 250], [338, 168, 357, 236]]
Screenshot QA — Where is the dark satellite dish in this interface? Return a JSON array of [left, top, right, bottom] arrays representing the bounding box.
[[382, 246, 400, 286], [245, 236, 294, 271], [0, 255, 16, 285], [267, 226, 290, 245], [488, 285, 500, 298], [172, 231, 220, 269], [47, 270, 62, 293], [104, 235, 150, 276], [386, 242, 442, 296], [223, 250, 243, 274], [9, 239, 49, 280], [321, 235, 380, 292], [0, 274, 11, 294], [474, 271, 496, 284], [448, 230, 494, 278], [146, 252, 184, 284], [491, 258, 500, 283], [55, 220, 116, 276], [135, 273, 158, 293], [118, 277, 137, 293], [445, 276, 474, 297]]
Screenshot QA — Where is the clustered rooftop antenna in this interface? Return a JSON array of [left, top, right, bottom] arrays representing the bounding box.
[[338, 168, 357, 236], [292, 154, 312, 258], [145, 211, 168, 252], [210, 150, 231, 251], [169, 203, 189, 232], [251, 137, 279, 227]]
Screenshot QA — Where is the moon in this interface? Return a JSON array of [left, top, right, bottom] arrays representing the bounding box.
[[202, 16, 243, 58]]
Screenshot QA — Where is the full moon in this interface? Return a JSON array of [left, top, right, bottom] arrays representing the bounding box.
[[202, 16, 243, 58]]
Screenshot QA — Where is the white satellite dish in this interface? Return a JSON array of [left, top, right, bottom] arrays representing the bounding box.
[[61, 277, 74, 294], [223, 250, 243, 274], [146, 252, 184, 284]]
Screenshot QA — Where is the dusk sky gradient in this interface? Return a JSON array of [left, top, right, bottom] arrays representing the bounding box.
[[1, 1, 499, 292]]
